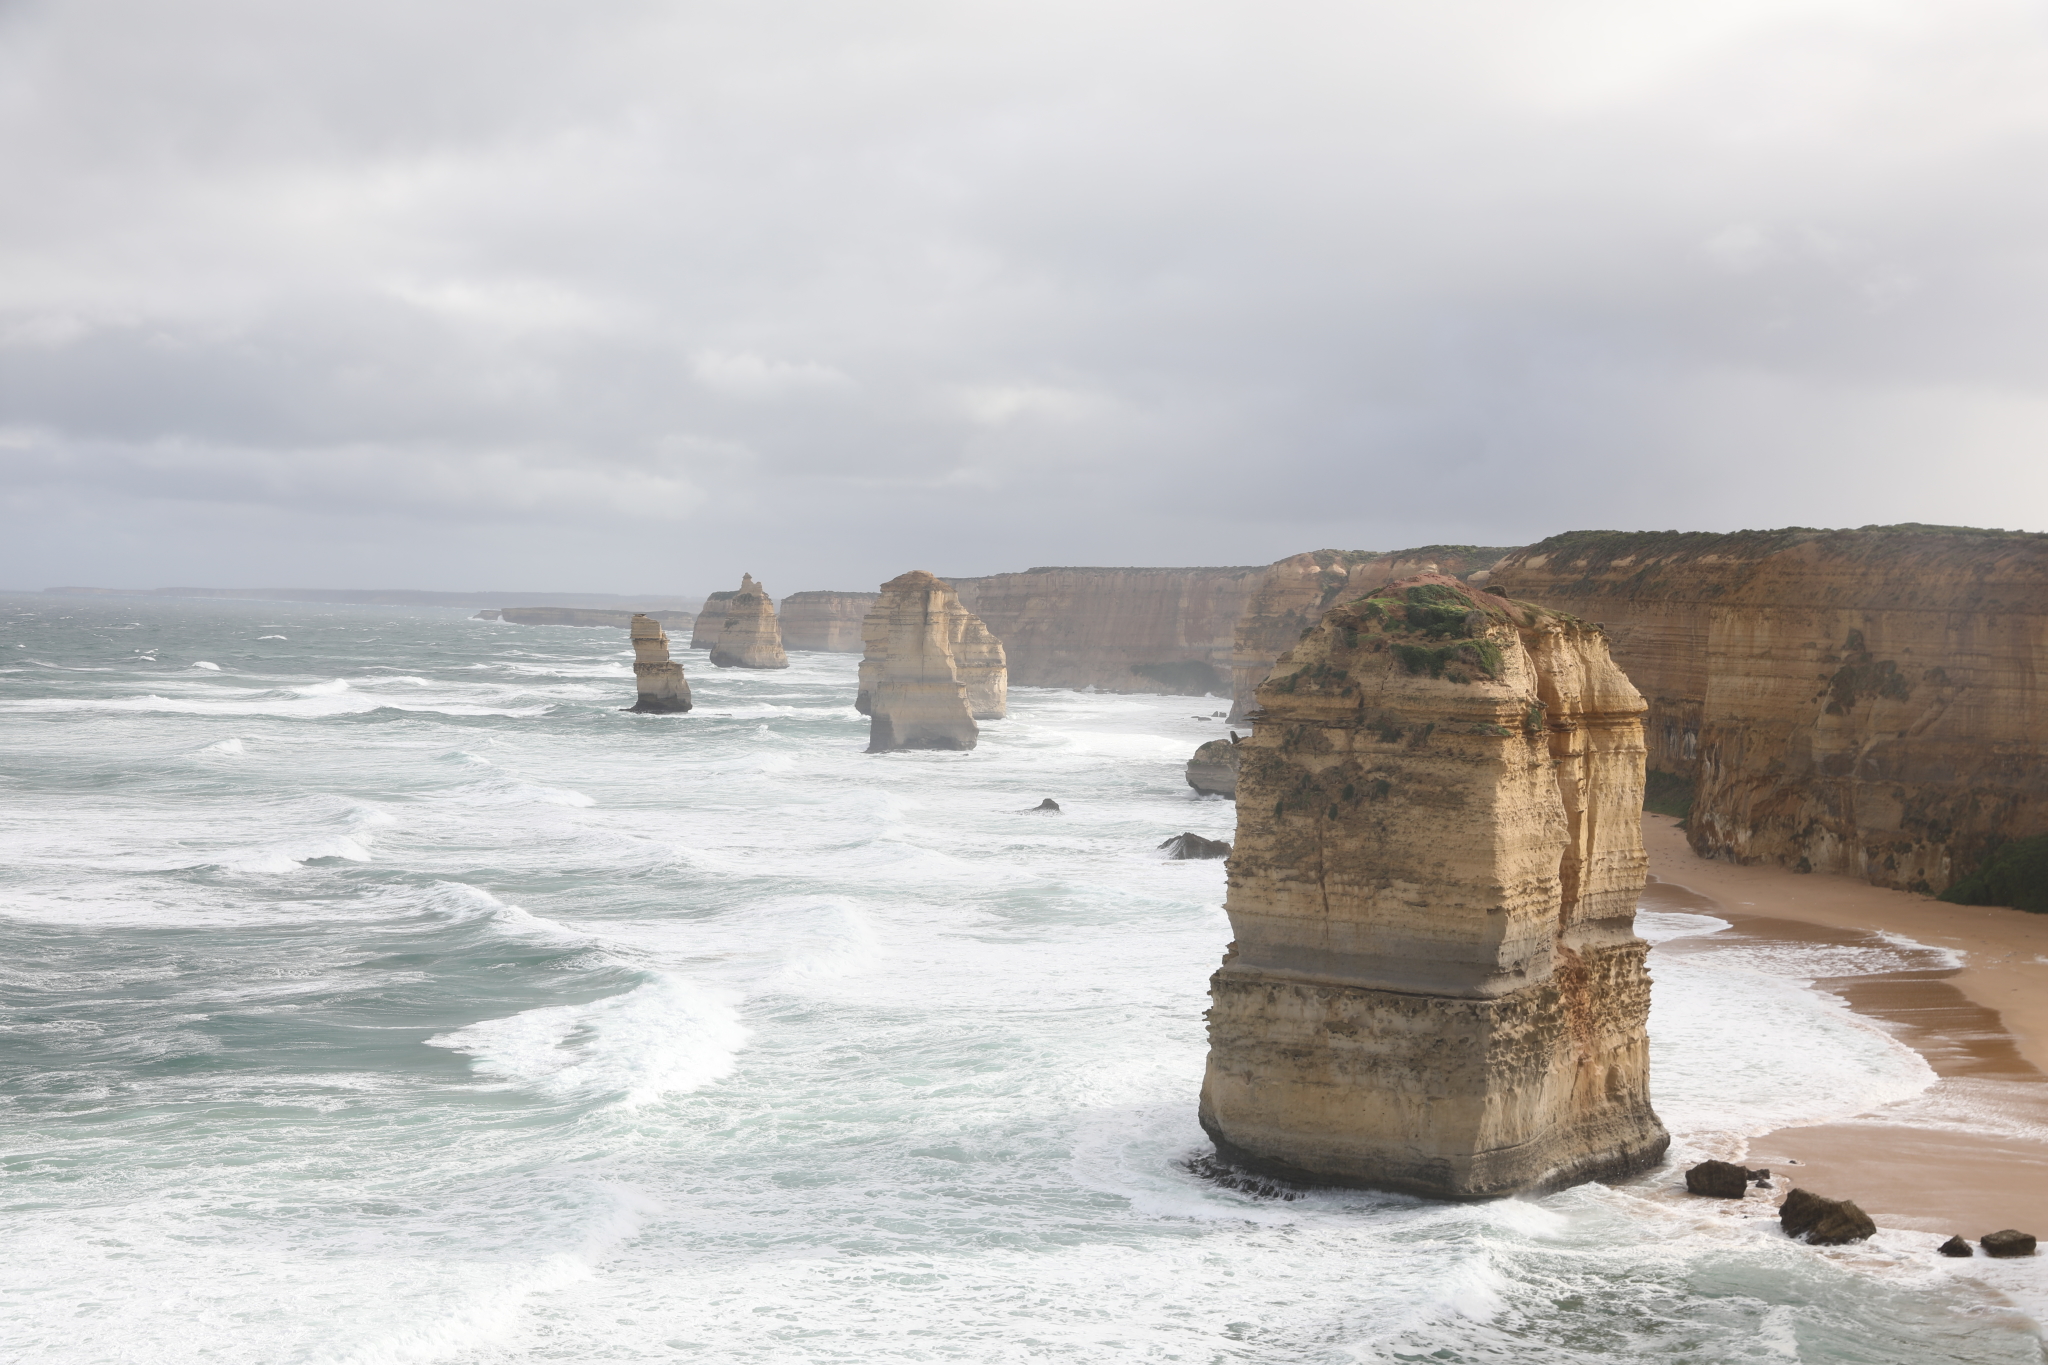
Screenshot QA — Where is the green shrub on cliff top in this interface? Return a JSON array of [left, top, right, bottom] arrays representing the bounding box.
[[1939, 836, 2048, 914]]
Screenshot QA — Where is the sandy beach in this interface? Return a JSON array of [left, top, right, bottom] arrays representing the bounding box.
[[1644, 814, 2048, 1239]]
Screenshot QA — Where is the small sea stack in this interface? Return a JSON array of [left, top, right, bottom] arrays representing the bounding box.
[[689, 591, 736, 649], [863, 570, 980, 753], [857, 571, 1007, 720], [709, 575, 790, 670], [1185, 733, 1241, 797], [1198, 574, 1669, 1199], [625, 614, 692, 713]]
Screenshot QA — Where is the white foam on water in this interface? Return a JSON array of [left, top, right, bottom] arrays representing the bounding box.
[[257, 634, 287, 639], [192, 660, 220, 670], [200, 736, 245, 754]]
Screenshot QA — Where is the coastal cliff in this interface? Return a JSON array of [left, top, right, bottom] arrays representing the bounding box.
[[858, 573, 1007, 720], [1199, 575, 1667, 1198], [864, 571, 980, 752], [947, 566, 1262, 695], [690, 592, 736, 649], [1488, 526, 2048, 895], [709, 575, 790, 670], [1228, 546, 1514, 721], [625, 614, 692, 713], [781, 591, 881, 652]]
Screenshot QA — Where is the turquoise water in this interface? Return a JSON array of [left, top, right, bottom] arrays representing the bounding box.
[[1, 594, 2037, 1363]]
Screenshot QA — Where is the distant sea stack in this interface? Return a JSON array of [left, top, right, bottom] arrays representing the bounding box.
[[1488, 526, 2048, 896], [625, 614, 692, 713], [690, 592, 737, 649], [781, 591, 881, 652], [862, 571, 982, 752], [1199, 575, 1668, 1199], [1227, 547, 1514, 722], [708, 575, 790, 669], [857, 573, 1007, 719]]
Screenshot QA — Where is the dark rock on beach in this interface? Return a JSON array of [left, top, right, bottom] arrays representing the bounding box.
[[1684, 1159, 1751, 1199], [1939, 1235, 1974, 1257], [1982, 1229, 2038, 1258], [1779, 1187, 1876, 1245], [1160, 832, 1231, 860]]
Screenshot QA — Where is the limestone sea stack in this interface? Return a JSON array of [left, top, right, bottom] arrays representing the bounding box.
[[709, 575, 790, 669], [863, 571, 980, 753], [625, 614, 692, 713], [1186, 735, 1242, 797], [857, 573, 1007, 719], [1199, 574, 1669, 1199], [689, 591, 736, 649]]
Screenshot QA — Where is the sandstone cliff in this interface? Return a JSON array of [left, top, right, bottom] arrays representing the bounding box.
[[709, 575, 790, 670], [781, 591, 881, 652], [1185, 735, 1241, 797], [863, 571, 980, 752], [625, 614, 693, 713], [1227, 546, 1515, 721], [690, 592, 736, 649], [946, 566, 1263, 695], [1488, 526, 2048, 895], [1200, 575, 1668, 1198], [857, 574, 1007, 719]]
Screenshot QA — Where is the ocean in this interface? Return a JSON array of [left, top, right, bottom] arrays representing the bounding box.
[[1, 593, 2038, 1363]]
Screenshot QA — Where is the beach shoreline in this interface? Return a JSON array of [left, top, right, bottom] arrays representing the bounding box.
[[1643, 814, 2048, 1242]]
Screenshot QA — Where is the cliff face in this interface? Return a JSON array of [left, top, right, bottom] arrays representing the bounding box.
[[1228, 546, 1515, 721], [690, 592, 736, 649], [709, 575, 790, 670], [625, 614, 692, 713], [781, 591, 881, 652], [947, 566, 1263, 695], [857, 574, 1007, 719], [863, 571, 980, 752], [1200, 575, 1667, 1198], [1488, 527, 2048, 894]]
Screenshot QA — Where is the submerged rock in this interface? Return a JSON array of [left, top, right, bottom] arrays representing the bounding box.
[[1161, 832, 1231, 860], [864, 571, 980, 753], [1779, 1188, 1876, 1245], [1199, 574, 1669, 1199], [1982, 1229, 2038, 1257], [625, 614, 692, 713], [1684, 1159, 1750, 1199], [709, 575, 790, 670], [1186, 733, 1242, 797], [1939, 1235, 1974, 1257]]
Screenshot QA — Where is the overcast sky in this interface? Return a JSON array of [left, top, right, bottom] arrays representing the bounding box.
[[4, 0, 2047, 594]]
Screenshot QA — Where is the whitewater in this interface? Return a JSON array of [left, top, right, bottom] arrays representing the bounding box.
[[0, 593, 2038, 1363]]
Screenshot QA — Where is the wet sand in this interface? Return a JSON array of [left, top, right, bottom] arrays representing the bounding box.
[[1644, 815, 2048, 1238]]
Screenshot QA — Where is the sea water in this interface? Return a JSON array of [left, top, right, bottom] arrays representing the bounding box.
[[0, 594, 2037, 1363]]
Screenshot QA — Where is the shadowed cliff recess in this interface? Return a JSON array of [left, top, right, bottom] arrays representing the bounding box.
[[1199, 575, 1668, 1199]]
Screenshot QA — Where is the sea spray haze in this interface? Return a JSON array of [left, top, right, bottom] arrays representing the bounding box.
[[0, 594, 2037, 1362]]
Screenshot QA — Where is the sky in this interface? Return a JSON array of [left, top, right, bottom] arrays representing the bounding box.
[[4, 0, 2048, 595]]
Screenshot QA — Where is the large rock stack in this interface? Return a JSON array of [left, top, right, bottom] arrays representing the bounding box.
[[708, 575, 790, 669], [861, 571, 984, 752], [625, 614, 692, 713], [1199, 575, 1668, 1199], [857, 573, 1007, 720]]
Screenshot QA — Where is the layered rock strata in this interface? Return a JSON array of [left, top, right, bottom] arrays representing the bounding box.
[[780, 591, 882, 652], [689, 592, 736, 649], [1199, 575, 1668, 1198], [709, 575, 790, 669], [857, 574, 1007, 719], [1227, 546, 1515, 721], [625, 614, 693, 713], [1488, 526, 2048, 895], [1185, 735, 1242, 797], [863, 571, 980, 752]]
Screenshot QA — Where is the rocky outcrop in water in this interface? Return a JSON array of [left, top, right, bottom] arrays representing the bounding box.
[[1227, 547, 1515, 722], [1684, 1160, 1751, 1198], [625, 614, 693, 713], [947, 566, 1263, 695], [857, 573, 1006, 719], [1198, 575, 1668, 1199], [780, 591, 881, 652], [863, 571, 981, 752], [1488, 526, 2048, 896], [1982, 1229, 2037, 1257], [1186, 735, 1242, 797], [709, 575, 789, 670], [1161, 832, 1231, 860], [690, 592, 736, 649], [1779, 1188, 1876, 1244]]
